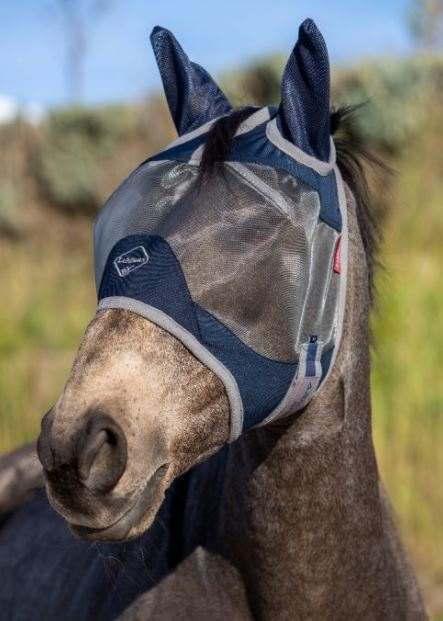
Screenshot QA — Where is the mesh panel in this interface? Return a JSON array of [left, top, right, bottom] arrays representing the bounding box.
[[94, 159, 339, 363]]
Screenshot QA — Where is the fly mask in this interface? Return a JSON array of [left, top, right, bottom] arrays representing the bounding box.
[[94, 19, 348, 441]]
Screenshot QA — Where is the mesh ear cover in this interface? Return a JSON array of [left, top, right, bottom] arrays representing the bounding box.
[[277, 18, 331, 162], [150, 26, 232, 135]]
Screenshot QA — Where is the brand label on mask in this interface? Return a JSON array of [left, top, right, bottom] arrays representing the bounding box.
[[114, 245, 149, 277]]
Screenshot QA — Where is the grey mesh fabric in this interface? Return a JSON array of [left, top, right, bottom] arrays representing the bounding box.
[[96, 158, 339, 363], [95, 20, 348, 440]]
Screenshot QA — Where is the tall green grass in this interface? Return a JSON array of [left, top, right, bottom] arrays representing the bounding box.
[[371, 109, 443, 592], [0, 231, 95, 450]]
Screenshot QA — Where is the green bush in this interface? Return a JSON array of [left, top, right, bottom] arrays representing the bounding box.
[[0, 180, 20, 237], [333, 55, 443, 150], [221, 54, 285, 106], [34, 105, 142, 214]]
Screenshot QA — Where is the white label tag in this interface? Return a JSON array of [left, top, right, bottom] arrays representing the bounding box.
[[276, 339, 323, 419], [278, 374, 322, 418]]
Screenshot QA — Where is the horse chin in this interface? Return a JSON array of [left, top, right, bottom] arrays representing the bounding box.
[[69, 463, 171, 543]]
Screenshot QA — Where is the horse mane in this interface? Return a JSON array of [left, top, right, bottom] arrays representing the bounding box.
[[199, 105, 390, 305], [330, 106, 390, 305]]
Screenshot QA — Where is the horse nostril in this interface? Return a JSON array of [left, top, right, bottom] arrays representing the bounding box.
[[76, 413, 127, 494]]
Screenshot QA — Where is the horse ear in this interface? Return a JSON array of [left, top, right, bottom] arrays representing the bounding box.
[[150, 26, 232, 136], [277, 19, 331, 161]]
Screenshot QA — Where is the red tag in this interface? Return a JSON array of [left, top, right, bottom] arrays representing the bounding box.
[[333, 236, 342, 274]]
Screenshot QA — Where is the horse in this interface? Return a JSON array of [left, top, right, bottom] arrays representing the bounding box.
[[0, 19, 427, 621]]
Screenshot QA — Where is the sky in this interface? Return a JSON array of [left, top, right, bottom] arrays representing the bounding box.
[[0, 0, 416, 110]]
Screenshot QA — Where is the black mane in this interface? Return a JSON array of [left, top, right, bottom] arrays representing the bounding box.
[[199, 106, 390, 304], [331, 106, 390, 304]]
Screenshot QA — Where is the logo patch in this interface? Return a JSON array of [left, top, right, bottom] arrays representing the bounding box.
[[114, 245, 149, 277]]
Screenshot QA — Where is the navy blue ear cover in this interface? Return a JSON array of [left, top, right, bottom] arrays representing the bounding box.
[[150, 26, 232, 135], [277, 18, 331, 162]]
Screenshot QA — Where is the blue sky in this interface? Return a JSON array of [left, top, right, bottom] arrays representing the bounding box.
[[0, 0, 415, 108]]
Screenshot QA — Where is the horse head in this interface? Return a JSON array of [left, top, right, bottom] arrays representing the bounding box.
[[37, 19, 349, 543]]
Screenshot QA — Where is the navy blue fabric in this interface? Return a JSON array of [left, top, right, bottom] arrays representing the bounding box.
[[99, 235, 200, 338], [150, 27, 232, 136], [148, 132, 208, 165], [226, 122, 341, 231], [320, 346, 333, 382], [150, 19, 331, 158], [195, 306, 295, 429], [306, 341, 318, 377], [277, 18, 331, 162], [99, 235, 297, 431]]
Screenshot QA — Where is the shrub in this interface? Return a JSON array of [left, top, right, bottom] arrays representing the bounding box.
[[221, 54, 285, 106], [34, 105, 141, 214], [333, 55, 443, 150], [0, 180, 20, 237]]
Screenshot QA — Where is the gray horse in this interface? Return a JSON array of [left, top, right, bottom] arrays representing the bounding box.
[[0, 20, 427, 621]]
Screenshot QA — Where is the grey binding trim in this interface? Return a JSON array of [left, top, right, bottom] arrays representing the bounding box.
[[97, 296, 244, 442], [255, 162, 348, 427], [165, 115, 225, 150], [235, 106, 272, 136], [164, 106, 272, 155], [258, 340, 323, 427], [266, 118, 336, 176], [226, 161, 296, 218], [316, 164, 348, 388]]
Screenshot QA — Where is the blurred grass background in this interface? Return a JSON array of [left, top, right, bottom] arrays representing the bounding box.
[[0, 53, 442, 616]]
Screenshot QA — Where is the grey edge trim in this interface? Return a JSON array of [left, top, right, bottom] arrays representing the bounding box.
[[266, 118, 336, 176], [316, 165, 348, 389], [235, 106, 272, 136], [162, 106, 272, 153], [255, 165, 349, 427], [97, 296, 244, 442], [164, 115, 225, 150], [226, 161, 298, 219]]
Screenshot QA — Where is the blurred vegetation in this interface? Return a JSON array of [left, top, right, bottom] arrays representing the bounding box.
[[0, 53, 442, 616], [0, 180, 20, 236], [220, 53, 285, 105], [34, 100, 174, 213], [35, 106, 139, 212], [333, 55, 443, 150]]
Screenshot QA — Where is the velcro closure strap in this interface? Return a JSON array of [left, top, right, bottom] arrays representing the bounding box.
[[275, 338, 323, 419]]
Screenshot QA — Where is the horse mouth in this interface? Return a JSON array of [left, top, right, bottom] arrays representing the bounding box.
[[70, 463, 170, 543]]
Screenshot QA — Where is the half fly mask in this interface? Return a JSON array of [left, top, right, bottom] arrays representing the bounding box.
[[94, 19, 348, 441]]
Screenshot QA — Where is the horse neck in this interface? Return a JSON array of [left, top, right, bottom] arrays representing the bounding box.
[[216, 199, 426, 620]]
